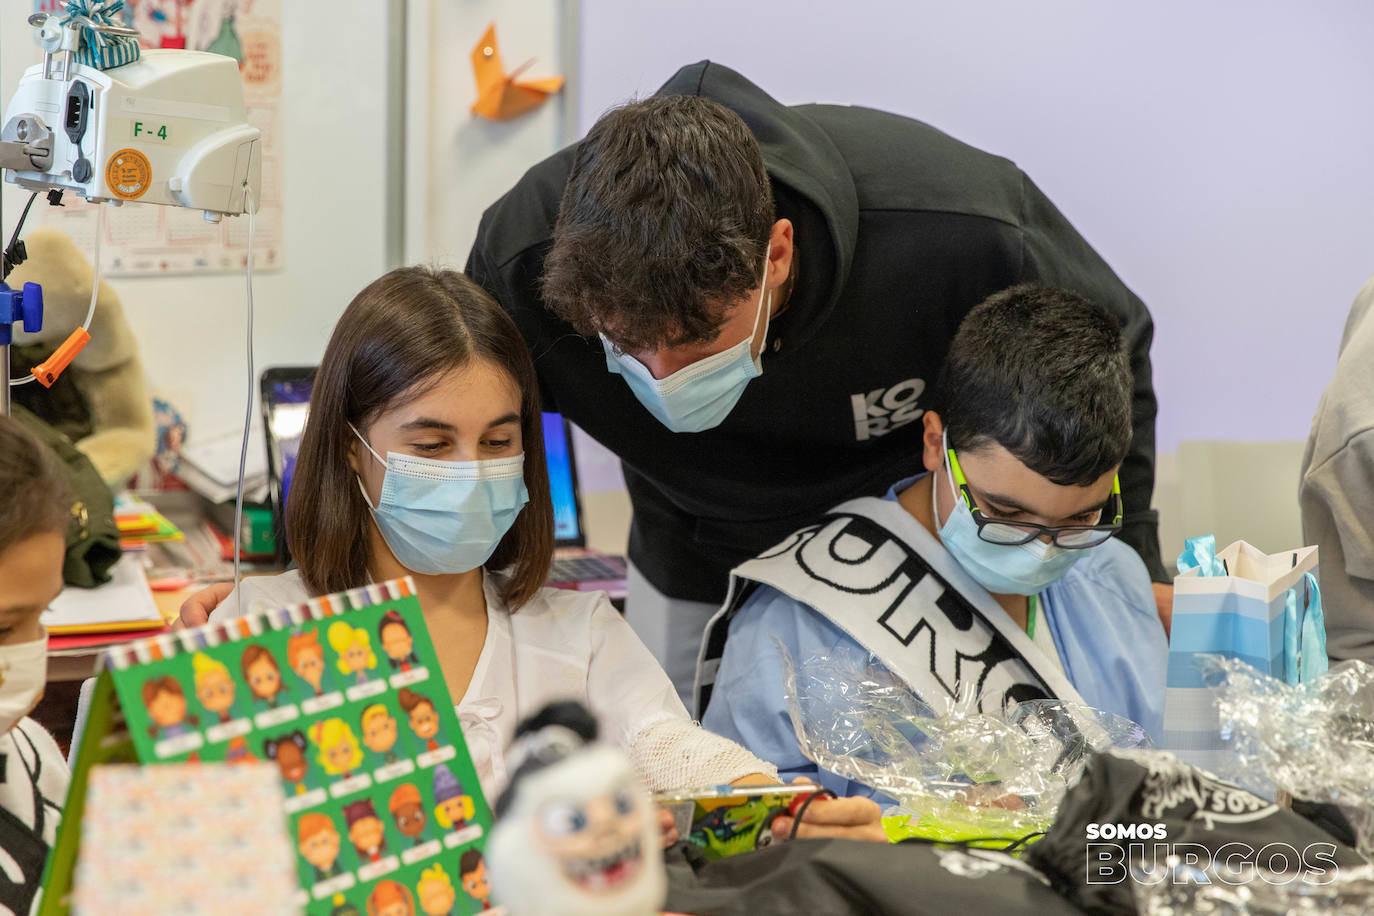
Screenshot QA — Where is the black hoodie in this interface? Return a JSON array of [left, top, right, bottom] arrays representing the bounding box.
[[467, 61, 1162, 604]]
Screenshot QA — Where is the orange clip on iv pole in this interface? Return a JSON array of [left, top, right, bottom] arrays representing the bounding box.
[[30, 327, 90, 388]]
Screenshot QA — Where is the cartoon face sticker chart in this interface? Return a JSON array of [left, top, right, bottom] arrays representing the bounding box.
[[143, 675, 204, 758], [378, 609, 430, 688], [106, 583, 494, 915]]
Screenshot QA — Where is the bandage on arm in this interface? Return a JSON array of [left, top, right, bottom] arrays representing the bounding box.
[[626, 717, 779, 794]]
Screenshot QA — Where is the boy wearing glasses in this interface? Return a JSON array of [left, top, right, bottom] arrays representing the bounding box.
[[696, 285, 1166, 796]]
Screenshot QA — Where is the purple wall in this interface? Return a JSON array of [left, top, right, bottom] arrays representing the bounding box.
[[577, 0, 1374, 451]]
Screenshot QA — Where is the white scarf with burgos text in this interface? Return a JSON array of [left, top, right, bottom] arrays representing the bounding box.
[[694, 496, 1087, 719]]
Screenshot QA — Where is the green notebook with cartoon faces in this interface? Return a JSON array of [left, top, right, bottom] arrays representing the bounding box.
[[43, 577, 498, 916]]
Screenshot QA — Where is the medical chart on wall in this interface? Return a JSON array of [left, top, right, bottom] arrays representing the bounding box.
[[28, 0, 284, 275]]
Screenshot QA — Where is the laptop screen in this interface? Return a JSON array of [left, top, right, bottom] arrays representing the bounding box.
[[542, 412, 582, 544], [264, 375, 313, 514]]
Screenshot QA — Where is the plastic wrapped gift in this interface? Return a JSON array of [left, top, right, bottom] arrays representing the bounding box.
[[779, 643, 1152, 845], [1199, 654, 1374, 859]]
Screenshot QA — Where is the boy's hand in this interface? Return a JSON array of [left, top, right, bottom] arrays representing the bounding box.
[[769, 777, 886, 844], [771, 795, 885, 843]]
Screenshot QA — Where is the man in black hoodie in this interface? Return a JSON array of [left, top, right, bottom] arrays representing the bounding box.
[[466, 62, 1164, 705]]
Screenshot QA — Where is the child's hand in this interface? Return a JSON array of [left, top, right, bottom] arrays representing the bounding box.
[[770, 795, 885, 843], [769, 778, 886, 844], [657, 807, 679, 849], [175, 581, 234, 630]]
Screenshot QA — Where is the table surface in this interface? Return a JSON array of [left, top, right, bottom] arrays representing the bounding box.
[[46, 584, 197, 683], [47, 540, 629, 685]]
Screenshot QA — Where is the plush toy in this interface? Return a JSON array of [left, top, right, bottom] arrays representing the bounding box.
[[8, 228, 155, 486], [487, 701, 665, 916]]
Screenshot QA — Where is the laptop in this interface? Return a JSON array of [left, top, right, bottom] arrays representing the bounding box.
[[260, 367, 628, 592], [541, 412, 629, 593]]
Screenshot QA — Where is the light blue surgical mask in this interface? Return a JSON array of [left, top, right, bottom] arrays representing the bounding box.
[[601, 254, 772, 433], [350, 423, 529, 575], [933, 434, 1085, 596]]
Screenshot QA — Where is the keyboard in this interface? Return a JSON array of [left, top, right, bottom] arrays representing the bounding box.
[[548, 554, 627, 582]]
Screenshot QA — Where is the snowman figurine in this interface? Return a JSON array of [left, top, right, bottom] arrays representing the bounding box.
[[486, 701, 666, 916]]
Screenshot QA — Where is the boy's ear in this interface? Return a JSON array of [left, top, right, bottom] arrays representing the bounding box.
[[921, 411, 945, 474]]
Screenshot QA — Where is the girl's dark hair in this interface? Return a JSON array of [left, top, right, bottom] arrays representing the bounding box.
[[0, 416, 72, 556], [287, 267, 554, 609]]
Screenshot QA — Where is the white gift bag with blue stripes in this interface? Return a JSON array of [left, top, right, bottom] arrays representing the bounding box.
[[1163, 536, 1326, 775]]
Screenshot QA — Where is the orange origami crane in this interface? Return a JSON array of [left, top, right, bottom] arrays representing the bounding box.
[[470, 24, 564, 121]]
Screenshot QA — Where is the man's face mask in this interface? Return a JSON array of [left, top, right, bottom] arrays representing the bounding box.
[[600, 253, 772, 434], [934, 432, 1122, 596]]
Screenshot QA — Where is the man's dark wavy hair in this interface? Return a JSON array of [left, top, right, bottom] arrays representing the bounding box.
[[541, 95, 774, 351]]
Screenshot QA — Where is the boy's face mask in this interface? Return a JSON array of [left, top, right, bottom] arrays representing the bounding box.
[[600, 253, 772, 434], [933, 432, 1117, 596]]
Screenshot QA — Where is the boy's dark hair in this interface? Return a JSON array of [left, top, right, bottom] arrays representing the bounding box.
[[541, 95, 774, 351], [937, 285, 1133, 486], [459, 848, 483, 876], [0, 416, 71, 556]]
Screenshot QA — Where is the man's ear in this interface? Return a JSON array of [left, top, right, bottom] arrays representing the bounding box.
[[765, 219, 794, 293], [921, 411, 945, 474]]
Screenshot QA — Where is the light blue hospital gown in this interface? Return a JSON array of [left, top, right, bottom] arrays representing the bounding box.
[[701, 475, 1168, 800]]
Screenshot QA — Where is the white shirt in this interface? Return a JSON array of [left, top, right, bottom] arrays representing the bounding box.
[[220, 570, 773, 799]]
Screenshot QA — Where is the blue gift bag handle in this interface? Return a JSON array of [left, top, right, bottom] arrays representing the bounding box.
[[1178, 534, 1228, 577], [1283, 571, 1327, 685]]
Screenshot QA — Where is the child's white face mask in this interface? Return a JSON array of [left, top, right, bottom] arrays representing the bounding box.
[[0, 634, 48, 734]]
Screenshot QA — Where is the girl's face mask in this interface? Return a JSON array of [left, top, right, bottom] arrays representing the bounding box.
[[351, 423, 529, 576]]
